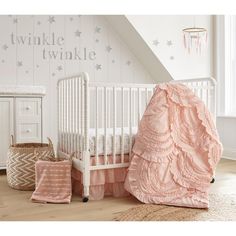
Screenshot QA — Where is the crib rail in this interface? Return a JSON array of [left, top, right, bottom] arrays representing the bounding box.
[[89, 83, 155, 166], [57, 75, 216, 169], [171, 77, 216, 119]]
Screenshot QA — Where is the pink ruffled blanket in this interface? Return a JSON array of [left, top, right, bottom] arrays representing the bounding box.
[[124, 83, 222, 208]]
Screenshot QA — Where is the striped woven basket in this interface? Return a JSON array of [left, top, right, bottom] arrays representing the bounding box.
[[6, 137, 55, 191]]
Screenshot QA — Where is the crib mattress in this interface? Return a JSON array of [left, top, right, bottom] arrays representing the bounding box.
[[59, 127, 137, 156]]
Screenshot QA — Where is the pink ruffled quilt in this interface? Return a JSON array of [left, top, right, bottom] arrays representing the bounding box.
[[124, 83, 222, 208]]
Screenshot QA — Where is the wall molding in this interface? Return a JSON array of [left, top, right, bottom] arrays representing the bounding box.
[[222, 148, 236, 160]]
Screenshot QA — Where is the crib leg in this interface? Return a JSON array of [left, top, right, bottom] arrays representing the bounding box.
[[210, 171, 215, 184], [82, 151, 90, 202], [82, 174, 90, 202], [83, 185, 90, 202]]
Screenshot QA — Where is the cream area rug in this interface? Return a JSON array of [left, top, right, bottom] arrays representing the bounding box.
[[115, 194, 236, 221]]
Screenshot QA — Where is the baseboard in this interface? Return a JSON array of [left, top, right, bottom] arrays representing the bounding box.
[[222, 148, 236, 160]]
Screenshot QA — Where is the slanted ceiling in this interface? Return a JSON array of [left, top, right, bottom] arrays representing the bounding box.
[[105, 15, 173, 82]]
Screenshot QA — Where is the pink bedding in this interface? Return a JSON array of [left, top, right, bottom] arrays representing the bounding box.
[[124, 83, 222, 208]]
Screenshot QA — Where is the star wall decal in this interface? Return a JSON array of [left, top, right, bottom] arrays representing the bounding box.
[[36, 64, 39, 68], [1, 59, 5, 63], [112, 59, 115, 63], [75, 30, 82, 37], [48, 16, 55, 24], [57, 65, 63, 71], [106, 45, 112, 52], [70, 17, 74, 21], [95, 26, 101, 33], [13, 18, 18, 24], [153, 39, 160, 46], [95, 39, 99, 43], [126, 61, 131, 66], [167, 40, 173, 46], [2, 44, 8, 50], [37, 21, 41, 25], [170, 56, 175, 60], [52, 72, 55, 76], [25, 70, 29, 74], [95, 64, 102, 70], [17, 61, 23, 67]]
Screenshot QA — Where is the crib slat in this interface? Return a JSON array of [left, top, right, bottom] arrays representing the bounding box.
[[64, 81, 66, 152], [129, 88, 132, 161], [133, 89, 136, 126], [121, 87, 124, 163], [58, 83, 61, 151], [72, 79, 75, 153], [58, 81, 64, 150], [113, 87, 116, 164], [104, 87, 108, 164], [70, 79, 73, 154], [75, 80, 77, 156], [95, 87, 99, 165], [76, 78, 80, 157], [70, 79, 72, 154], [63, 80, 66, 152], [138, 88, 141, 124], [71, 80, 73, 154], [80, 78, 83, 153], [200, 81, 203, 100], [207, 83, 211, 111], [66, 80, 69, 153], [193, 82, 197, 96], [107, 89, 110, 129], [68, 80, 70, 154], [211, 82, 216, 122], [153, 87, 156, 98], [145, 88, 148, 106], [71, 79, 74, 154], [197, 82, 201, 98]]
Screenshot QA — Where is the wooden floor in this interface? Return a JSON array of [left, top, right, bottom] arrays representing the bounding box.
[[0, 158, 236, 221]]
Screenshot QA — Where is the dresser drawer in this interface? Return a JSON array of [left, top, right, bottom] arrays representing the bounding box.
[[16, 123, 41, 143], [19, 122, 40, 138], [15, 98, 42, 143], [16, 98, 41, 118]]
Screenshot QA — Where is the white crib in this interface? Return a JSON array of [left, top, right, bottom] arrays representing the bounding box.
[[57, 72, 216, 202]]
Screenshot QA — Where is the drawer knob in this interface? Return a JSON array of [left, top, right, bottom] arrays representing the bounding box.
[[26, 129, 31, 133], [26, 106, 31, 110]]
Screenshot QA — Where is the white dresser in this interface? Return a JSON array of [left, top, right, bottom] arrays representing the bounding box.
[[0, 86, 46, 169]]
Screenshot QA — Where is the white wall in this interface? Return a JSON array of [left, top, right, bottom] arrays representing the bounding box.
[[0, 15, 155, 145], [216, 117, 236, 160], [213, 16, 236, 160], [127, 15, 213, 80]]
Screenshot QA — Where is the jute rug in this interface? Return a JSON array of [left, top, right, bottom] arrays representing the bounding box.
[[115, 194, 236, 221]]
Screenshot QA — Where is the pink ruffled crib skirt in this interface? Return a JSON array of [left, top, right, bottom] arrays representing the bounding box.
[[72, 155, 130, 200]]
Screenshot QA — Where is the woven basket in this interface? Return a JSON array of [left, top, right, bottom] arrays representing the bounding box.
[[6, 137, 55, 191]]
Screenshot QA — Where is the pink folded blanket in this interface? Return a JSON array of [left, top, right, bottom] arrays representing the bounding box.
[[124, 83, 222, 208], [31, 160, 72, 203]]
